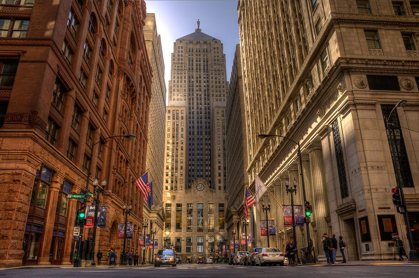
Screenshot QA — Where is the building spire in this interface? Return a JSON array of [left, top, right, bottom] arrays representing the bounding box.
[[196, 19, 201, 33]]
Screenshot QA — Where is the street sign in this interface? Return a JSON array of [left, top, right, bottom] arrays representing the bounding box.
[[73, 226, 80, 237], [86, 191, 93, 198], [67, 194, 85, 199]]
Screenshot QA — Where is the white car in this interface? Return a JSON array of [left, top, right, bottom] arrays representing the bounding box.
[[233, 251, 248, 265], [206, 257, 213, 264], [255, 247, 284, 266]]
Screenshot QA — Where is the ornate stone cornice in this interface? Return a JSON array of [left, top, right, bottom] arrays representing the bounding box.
[[332, 12, 419, 27], [4, 111, 47, 131]]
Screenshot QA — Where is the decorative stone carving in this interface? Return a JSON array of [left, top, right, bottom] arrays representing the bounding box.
[[317, 107, 325, 118], [399, 77, 414, 91], [4, 111, 47, 130], [368, 49, 383, 56], [353, 76, 368, 89], [337, 81, 346, 96]]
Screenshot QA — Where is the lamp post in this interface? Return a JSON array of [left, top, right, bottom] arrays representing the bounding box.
[[151, 228, 157, 263], [386, 100, 417, 261], [122, 204, 132, 265], [142, 220, 148, 264], [258, 134, 314, 263], [232, 230, 236, 255], [262, 202, 271, 248], [243, 220, 249, 251], [75, 134, 135, 267], [286, 179, 298, 255], [90, 178, 106, 266]]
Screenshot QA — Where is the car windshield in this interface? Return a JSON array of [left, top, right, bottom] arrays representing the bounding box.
[[262, 248, 280, 252], [157, 250, 174, 255]]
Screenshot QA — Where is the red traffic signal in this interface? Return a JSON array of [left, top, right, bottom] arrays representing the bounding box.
[[392, 187, 402, 206]]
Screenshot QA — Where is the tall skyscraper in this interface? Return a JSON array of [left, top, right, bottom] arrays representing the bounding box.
[[163, 21, 228, 262], [238, 0, 419, 261]]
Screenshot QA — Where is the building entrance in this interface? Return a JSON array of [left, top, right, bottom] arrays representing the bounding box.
[[343, 218, 359, 261], [49, 236, 65, 265]]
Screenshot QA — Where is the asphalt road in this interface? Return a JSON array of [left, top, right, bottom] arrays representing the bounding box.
[[2, 264, 419, 278]]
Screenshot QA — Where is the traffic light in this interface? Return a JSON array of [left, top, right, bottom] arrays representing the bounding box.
[[78, 201, 86, 224], [305, 201, 312, 217], [392, 187, 402, 206]]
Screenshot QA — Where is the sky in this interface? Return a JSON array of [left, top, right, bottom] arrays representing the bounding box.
[[145, 0, 240, 92]]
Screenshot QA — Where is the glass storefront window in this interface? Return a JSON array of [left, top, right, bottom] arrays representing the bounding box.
[[60, 194, 68, 216], [27, 233, 41, 260], [36, 182, 49, 209]]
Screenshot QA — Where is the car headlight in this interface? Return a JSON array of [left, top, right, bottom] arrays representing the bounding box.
[[156, 258, 160, 261], [169, 257, 173, 261]]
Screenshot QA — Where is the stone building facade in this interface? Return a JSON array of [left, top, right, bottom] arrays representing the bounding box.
[[238, 0, 419, 261], [0, 0, 152, 267], [144, 13, 166, 261], [162, 23, 228, 262], [225, 45, 250, 250]]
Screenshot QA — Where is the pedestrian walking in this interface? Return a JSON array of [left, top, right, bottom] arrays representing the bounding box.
[[134, 251, 139, 265], [286, 238, 296, 267], [339, 236, 347, 263], [397, 238, 408, 261], [97, 250, 103, 265], [322, 233, 334, 265], [129, 250, 133, 265], [331, 234, 338, 264]]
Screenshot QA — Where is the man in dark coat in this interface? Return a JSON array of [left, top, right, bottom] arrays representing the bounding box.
[[331, 234, 338, 264], [322, 233, 333, 265]]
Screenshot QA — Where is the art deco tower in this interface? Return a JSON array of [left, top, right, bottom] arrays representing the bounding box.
[[163, 21, 228, 262]]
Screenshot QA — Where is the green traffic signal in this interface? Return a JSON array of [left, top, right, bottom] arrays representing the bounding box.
[[79, 212, 85, 218], [305, 211, 311, 217]]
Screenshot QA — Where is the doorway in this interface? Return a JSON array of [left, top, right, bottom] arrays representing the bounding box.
[[343, 218, 359, 261], [50, 236, 64, 265]]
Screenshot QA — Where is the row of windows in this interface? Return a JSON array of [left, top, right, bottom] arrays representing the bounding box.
[[357, 0, 419, 16]]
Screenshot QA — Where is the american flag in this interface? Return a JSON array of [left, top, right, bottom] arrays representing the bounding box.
[[135, 173, 148, 202], [244, 188, 255, 221]]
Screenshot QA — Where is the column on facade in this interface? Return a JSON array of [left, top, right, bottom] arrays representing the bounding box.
[[273, 181, 284, 251], [308, 142, 330, 258], [287, 164, 304, 250], [61, 190, 79, 265], [38, 172, 64, 265]]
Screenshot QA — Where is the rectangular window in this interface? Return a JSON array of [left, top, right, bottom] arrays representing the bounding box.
[[67, 8, 79, 38], [98, 141, 103, 160], [175, 237, 181, 253], [218, 203, 225, 230], [11, 19, 29, 37], [36, 182, 49, 209], [45, 118, 59, 146], [86, 123, 93, 147], [402, 33, 416, 50], [0, 102, 8, 128], [315, 18, 322, 35], [72, 104, 82, 131], [176, 203, 182, 231], [331, 120, 349, 199], [165, 203, 171, 231], [187, 203, 193, 231], [59, 193, 68, 216], [0, 60, 18, 86], [186, 237, 192, 253], [382, 105, 414, 187], [208, 203, 214, 232], [61, 39, 74, 64], [83, 41, 92, 63], [197, 236, 203, 253], [320, 47, 329, 72], [357, 0, 372, 14], [393, 2, 406, 15], [51, 79, 66, 112], [79, 69, 88, 88], [83, 153, 90, 175], [67, 139, 76, 162], [0, 19, 10, 37], [367, 75, 400, 91], [412, 1, 419, 15], [365, 30, 381, 49], [207, 236, 214, 253]]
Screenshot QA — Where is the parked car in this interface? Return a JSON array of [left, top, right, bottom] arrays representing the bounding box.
[[154, 249, 177, 267], [239, 252, 250, 265], [255, 247, 284, 266], [206, 257, 213, 264], [197, 258, 205, 264], [233, 251, 248, 265], [249, 248, 262, 266]]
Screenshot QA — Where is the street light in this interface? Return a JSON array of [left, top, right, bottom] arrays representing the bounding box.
[[262, 201, 271, 248], [286, 179, 298, 256], [142, 220, 149, 264], [90, 178, 106, 266], [258, 133, 314, 263], [386, 100, 418, 261], [122, 204, 132, 265]]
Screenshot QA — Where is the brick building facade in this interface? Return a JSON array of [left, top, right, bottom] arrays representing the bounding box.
[[0, 0, 152, 267]]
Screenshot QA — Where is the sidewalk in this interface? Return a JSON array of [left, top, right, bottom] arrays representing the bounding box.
[[310, 260, 419, 267], [0, 263, 151, 271]]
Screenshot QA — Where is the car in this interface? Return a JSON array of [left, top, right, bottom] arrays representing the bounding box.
[[233, 251, 248, 265], [197, 258, 205, 264], [239, 252, 250, 265], [154, 249, 177, 267], [249, 248, 262, 266], [205, 257, 213, 264], [255, 247, 284, 266]]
